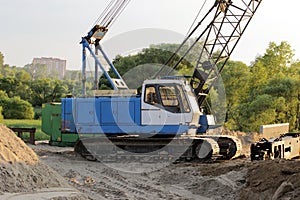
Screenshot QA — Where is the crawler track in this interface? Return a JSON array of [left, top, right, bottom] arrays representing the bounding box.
[[74, 135, 241, 163], [199, 135, 242, 160]]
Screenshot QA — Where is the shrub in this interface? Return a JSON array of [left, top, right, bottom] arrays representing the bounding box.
[[2, 96, 34, 119]]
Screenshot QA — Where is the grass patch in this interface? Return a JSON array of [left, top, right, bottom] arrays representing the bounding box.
[[2, 119, 50, 141]]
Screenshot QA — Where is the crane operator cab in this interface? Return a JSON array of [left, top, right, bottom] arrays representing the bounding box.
[[141, 79, 201, 132]]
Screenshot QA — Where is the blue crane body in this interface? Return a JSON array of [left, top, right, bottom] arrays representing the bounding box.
[[61, 97, 190, 135], [61, 78, 205, 136]]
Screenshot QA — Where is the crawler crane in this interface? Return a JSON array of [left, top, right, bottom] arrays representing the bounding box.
[[42, 0, 263, 162]]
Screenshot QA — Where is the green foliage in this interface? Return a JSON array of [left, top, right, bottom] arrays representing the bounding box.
[[0, 90, 34, 119], [239, 95, 277, 132], [15, 69, 31, 82], [221, 61, 250, 130], [0, 76, 19, 97], [260, 41, 293, 72], [23, 63, 48, 80], [223, 41, 300, 132], [2, 96, 34, 119], [113, 45, 195, 78], [108, 45, 199, 90], [113, 48, 175, 76], [30, 78, 68, 106], [0, 90, 9, 107]]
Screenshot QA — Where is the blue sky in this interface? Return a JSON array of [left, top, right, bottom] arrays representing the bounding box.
[[0, 0, 298, 69]]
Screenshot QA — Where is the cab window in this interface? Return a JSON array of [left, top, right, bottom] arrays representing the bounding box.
[[145, 86, 158, 105], [159, 86, 178, 106], [144, 84, 190, 113]]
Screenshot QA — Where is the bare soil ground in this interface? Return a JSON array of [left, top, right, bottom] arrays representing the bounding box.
[[32, 145, 247, 200], [1, 125, 300, 200], [30, 142, 300, 200]]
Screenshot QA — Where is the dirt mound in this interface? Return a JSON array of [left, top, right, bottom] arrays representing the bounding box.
[[240, 160, 300, 200], [0, 124, 71, 195]]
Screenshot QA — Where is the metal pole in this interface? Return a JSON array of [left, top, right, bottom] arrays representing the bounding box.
[[82, 38, 87, 96], [94, 46, 99, 90]]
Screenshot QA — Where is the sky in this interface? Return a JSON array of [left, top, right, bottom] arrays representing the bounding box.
[[0, 0, 299, 70]]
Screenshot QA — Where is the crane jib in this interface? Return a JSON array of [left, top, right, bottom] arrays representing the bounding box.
[[154, 0, 262, 106]]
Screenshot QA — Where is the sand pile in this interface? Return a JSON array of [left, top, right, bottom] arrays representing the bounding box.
[[0, 124, 39, 164], [0, 124, 70, 194]]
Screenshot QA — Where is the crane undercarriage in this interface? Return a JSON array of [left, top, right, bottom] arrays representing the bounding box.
[[74, 134, 242, 163]]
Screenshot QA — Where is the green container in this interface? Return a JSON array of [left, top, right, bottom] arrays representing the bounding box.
[[42, 103, 78, 147]]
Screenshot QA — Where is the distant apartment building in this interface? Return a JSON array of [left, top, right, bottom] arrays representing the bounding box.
[[32, 57, 66, 79]]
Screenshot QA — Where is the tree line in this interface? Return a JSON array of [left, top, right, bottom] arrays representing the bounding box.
[[222, 42, 299, 132], [0, 41, 299, 132]]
